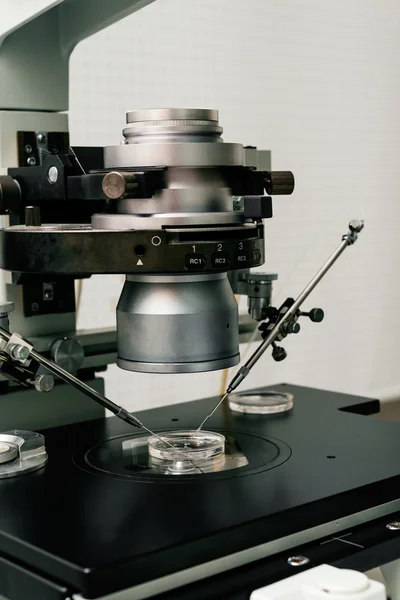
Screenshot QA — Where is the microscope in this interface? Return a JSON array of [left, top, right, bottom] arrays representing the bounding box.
[[0, 2, 398, 600]]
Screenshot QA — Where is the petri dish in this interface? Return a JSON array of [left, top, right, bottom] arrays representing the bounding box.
[[148, 430, 225, 475], [228, 391, 294, 415], [0, 442, 17, 464]]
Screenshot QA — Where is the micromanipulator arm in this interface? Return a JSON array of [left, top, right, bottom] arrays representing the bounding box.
[[227, 219, 364, 393], [196, 220, 364, 431]]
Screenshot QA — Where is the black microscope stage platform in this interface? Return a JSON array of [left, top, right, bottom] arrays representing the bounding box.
[[0, 384, 399, 600]]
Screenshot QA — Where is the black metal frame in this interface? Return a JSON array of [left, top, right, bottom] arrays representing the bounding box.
[[0, 510, 397, 600]]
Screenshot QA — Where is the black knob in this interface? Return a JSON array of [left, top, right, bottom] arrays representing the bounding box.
[[283, 321, 301, 334], [25, 206, 41, 226], [303, 308, 324, 323], [264, 171, 295, 195], [272, 342, 287, 362]]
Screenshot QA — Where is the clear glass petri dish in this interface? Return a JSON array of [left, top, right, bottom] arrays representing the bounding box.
[[148, 430, 225, 475], [228, 391, 294, 415]]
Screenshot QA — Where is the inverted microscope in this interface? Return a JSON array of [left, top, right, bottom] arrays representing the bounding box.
[[0, 2, 398, 600]]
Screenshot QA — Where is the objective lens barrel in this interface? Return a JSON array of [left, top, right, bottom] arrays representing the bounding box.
[[117, 273, 239, 373]]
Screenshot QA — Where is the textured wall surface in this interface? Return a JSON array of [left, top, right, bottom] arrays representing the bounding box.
[[69, 0, 400, 413]]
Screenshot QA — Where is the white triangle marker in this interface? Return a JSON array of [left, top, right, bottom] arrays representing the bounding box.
[[137, 259, 143, 266]]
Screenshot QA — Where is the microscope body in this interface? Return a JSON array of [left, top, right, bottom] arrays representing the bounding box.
[[0, 107, 294, 381]]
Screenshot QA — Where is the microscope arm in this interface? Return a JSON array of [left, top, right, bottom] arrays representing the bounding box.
[[0, 0, 156, 112]]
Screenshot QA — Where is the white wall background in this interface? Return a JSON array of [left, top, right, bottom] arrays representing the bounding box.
[[69, 0, 400, 412]]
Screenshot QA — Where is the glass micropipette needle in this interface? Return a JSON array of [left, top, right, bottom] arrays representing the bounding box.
[[196, 392, 229, 432]]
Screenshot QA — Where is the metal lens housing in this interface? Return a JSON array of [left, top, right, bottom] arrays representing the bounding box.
[[103, 108, 246, 373], [117, 274, 239, 373]]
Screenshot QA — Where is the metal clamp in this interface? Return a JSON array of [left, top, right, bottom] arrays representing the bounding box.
[[2, 333, 33, 365]]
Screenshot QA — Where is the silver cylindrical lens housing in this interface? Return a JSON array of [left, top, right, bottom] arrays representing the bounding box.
[[123, 107, 223, 144], [106, 108, 243, 374], [117, 273, 239, 373]]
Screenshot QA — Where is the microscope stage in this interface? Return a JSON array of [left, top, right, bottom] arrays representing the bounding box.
[[0, 384, 398, 599]]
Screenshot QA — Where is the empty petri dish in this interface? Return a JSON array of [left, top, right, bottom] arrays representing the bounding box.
[[228, 391, 294, 415], [148, 430, 225, 475]]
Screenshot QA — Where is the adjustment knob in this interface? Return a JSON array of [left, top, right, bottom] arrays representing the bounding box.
[[34, 374, 54, 393], [349, 219, 364, 233], [51, 338, 84, 373], [25, 206, 41, 226], [102, 171, 138, 200], [272, 343, 287, 362], [264, 171, 295, 195], [283, 321, 301, 334], [301, 308, 324, 323]]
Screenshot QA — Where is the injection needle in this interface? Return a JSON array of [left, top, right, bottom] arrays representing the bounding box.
[[196, 392, 229, 431]]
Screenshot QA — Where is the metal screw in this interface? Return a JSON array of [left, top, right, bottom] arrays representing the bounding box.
[[287, 556, 310, 567], [11, 344, 30, 362], [34, 374, 54, 393], [31, 302, 39, 312], [37, 133, 47, 143], [24, 144, 32, 154], [27, 156, 36, 166], [48, 166, 58, 183], [386, 522, 400, 531], [349, 219, 364, 233]]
